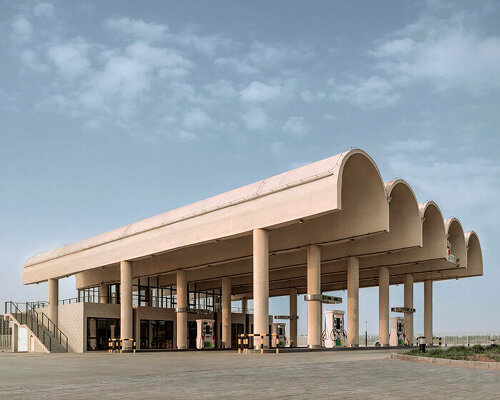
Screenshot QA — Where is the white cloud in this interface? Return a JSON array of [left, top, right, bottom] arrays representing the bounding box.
[[283, 116, 307, 136], [270, 141, 285, 155], [178, 130, 199, 141], [329, 76, 400, 107], [387, 154, 500, 226], [214, 57, 258, 74], [33, 2, 55, 18], [248, 41, 313, 68], [391, 139, 435, 152], [169, 29, 231, 56], [204, 80, 237, 98], [371, 15, 500, 91], [11, 15, 33, 42], [242, 108, 268, 130], [182, 108, 213, 130], [20, 49, 48, 72], [106, 17, 169, 42], [240, 81, 282, 102], [47, 39, 91, 79]]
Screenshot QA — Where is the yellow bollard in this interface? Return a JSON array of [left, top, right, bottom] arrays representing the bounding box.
[[261, 334, 264, 354], [238, 337, 241, 354]]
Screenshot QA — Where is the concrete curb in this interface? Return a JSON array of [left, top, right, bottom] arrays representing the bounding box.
[[389, 353, 500, 370]]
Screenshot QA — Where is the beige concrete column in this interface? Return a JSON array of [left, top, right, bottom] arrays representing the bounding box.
[[347, 257, 359, 347], [307, 245, 322, 348], [120, 261, 133, 350], [48, 278, 58, 327], [11, 323, 18, 352], [176, 270, 188, 349], [241, 298, 248, 314], [289, 288, 298, 347], [100, 283, 108, 304], [424, 280, 433, 346], [222, 277, 232, 348], [378, 266, 389, 347], [253, 228, 269, 349], [404, 274, 414, 345]]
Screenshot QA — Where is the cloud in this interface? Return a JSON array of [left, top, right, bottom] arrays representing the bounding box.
[[204, 80, 237, 98], [330, 76, 399, 107], [11, 15, 33, 42], [47, 39, 91, 79], [240, 81, 282, 102], [270, 141, 285, 155], [371, 14, 500, 91], [178, 130, 199, 141], [106, 17, 169, 42], [283, 116, 307, 136], [33, 2, 55, 18], [391, 139, 436, 152], [242, 108, 268, 130], [182, 108, 213, 130], [20, 49, 48, 72], [387, 154, 500, 226], [214, 57, 258, 74]]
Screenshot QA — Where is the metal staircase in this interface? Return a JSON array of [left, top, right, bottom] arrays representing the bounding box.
[[4, 301, 68, 353]]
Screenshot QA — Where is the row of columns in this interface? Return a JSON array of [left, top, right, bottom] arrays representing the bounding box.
[[44, 229, 434, 350]]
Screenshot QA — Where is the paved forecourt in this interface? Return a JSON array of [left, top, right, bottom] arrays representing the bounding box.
[[0, 350, 498, 399]]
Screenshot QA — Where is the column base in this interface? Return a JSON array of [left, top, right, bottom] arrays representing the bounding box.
[[308, 344, 322, 349], [381, 344, 390, 347], [177, 346, 187, 350], [349, 344, 359, 348]]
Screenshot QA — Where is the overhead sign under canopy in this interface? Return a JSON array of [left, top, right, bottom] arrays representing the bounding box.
[[391, 307, 416, 314], [304, 294, 342, 304]]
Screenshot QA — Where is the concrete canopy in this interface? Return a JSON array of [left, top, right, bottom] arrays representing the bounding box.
[[22, 148, 482, 295]]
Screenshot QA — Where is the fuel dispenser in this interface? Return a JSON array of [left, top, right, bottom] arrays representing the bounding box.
[[389, 317, 406, 346], [196, 319, 215, 349], [271, 323, 286, 348], [324, 310, 346, 348], [390, 307, 415, 346]]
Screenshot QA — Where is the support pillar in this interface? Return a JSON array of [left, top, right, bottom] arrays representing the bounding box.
[[241, 298, 248, 314], [307, 245, 321, 348], [176, 270, 188, 349], [347, 257, 359, 347], [404, 274, 414, 346], [378, 266, 389, 347], [120, 261, 133, 351], [11, 323, 18, 352], [424, 280, 433, 346], [222, 277, 232, 348], [48, 278, 58, 327], [289, 288, 298, 348], [253, 228, 269, 349], [100, 283, 108, 304]]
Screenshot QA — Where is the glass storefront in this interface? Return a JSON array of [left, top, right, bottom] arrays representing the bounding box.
[[140, 320, 174, 349], [87, 317, 120, 351]]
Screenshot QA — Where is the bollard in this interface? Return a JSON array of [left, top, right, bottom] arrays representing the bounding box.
[[260, 334, 264, 354], [438, 337, 442, 348], [418, 336, 426, 353], [238, 337, 241, 354]]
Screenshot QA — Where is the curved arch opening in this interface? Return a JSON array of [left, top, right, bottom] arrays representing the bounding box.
[[421, 203, 447, 259], [466, 232, 483, 274], [446, 219, 466, 267], [387, 181, 422, 248], [338, 152, 389, 236]]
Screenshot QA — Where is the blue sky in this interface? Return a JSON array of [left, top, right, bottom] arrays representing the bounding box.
[[1, 0, 499, 336]]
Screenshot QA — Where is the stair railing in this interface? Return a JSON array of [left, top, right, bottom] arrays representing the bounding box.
[[4, 301, 68, 352]]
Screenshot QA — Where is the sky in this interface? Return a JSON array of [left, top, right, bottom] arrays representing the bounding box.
[[1, 0, 499, 337]]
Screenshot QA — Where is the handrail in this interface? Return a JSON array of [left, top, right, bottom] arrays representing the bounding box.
[[4, 301, 68, 352]]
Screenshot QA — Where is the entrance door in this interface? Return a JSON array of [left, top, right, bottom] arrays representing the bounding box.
[[188, 321, 197, 349], [231, 323, 244, 349]]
